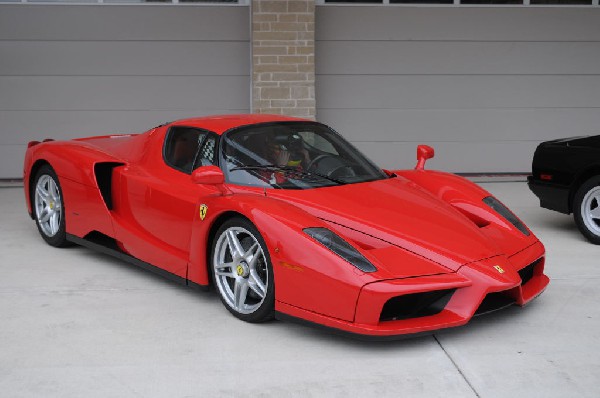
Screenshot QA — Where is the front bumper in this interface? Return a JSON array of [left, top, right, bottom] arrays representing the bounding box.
[[276, 241, 549, 339]]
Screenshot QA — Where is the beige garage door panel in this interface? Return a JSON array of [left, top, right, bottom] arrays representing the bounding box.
[[0, 5, 248, 41], [354, 141, 539, 174], [318, 108, 600, 144], [0, 76, 249, 111], [316, 7, 600, 41], [0, 41, 249, 77], [0, 110, 250, 146], [317, 41, 600, 76]]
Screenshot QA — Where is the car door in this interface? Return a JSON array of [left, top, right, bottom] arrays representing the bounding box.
[[114, 126, 219, 278]]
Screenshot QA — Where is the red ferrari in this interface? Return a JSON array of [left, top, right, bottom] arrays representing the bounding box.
[[23, 114, 549, 339]]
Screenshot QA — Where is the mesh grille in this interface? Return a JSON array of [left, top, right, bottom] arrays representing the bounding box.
[[201, 137, 216, 163]]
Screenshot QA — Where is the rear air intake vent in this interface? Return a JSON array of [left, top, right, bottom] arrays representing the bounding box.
[[379, 289, 456, 322], [94, 162, 124, 210]]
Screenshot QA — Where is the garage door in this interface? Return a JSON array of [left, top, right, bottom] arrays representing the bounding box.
[[316, 6, 600, 173], [0, 4, 250, 179]]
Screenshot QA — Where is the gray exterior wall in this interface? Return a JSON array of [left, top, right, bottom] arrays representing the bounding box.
[[315, 7, 600, 173], [0, 5, 250, 179], [2, 5, 600, 177]]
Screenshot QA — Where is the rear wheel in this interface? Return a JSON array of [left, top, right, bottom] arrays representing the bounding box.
[[211, 217, 274, 323], [573, 176, 600, 245], [32, 165, 68, 247]]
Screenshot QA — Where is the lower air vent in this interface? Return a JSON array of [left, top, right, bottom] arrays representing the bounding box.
[[518, 258, 542, 286], [380, 289, 456, 322], [475, 292, 515, 316], [83, 231, 121, 251]]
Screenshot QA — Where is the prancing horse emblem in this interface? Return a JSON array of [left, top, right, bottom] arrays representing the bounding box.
[[494, 265, 505, 274], [199, 204, 208, 220]]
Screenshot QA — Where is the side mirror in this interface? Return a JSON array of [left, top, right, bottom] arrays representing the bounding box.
[[191, 165, 225, 185], [415, 145, 435, 170]]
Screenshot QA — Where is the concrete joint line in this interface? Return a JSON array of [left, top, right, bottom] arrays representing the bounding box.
[[433, 335, 481, 398]]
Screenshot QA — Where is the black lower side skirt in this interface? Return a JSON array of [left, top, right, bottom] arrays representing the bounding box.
[[66, 233, 209, 291]]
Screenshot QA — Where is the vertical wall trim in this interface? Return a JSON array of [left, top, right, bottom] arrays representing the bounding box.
[[251, 0, 316, 119], [249, 0, 255, 113]]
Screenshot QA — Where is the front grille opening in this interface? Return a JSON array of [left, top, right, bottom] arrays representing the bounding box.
[[519, 258, 543, 286], [475, 291, 515, 316], [380, 289, 456, 322]]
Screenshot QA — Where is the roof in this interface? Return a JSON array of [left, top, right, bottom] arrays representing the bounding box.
[[169, 114, 311, 134]]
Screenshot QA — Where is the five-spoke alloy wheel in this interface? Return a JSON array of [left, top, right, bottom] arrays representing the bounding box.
[[33, 165, 68, 247], [574, 176, 600, 245], [211, 218, 274, 322]]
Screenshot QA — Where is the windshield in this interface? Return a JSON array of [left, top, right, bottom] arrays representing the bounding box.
[[221, 122, 387, 189]]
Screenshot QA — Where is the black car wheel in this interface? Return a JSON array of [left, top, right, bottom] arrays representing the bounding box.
[[573, 176, 600, 245], [210, 217, 275, 322], [32, 165, 69, 247]]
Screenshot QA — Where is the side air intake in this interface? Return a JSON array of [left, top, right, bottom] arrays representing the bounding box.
[[94, 162, 124, 210]]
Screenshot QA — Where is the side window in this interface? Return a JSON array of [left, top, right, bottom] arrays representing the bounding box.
[[194, 135, 217, 169], [164, 127, 206, 174]]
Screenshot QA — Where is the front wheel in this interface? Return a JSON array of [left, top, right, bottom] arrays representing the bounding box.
[[573, 176, 600, 245], [211, 217, 275, 322], [32, 165, 68, 247]]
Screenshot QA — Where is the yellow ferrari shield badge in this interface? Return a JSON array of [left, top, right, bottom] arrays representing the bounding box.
[[199, 204, 208, 220], [494, 265, 505, 274]]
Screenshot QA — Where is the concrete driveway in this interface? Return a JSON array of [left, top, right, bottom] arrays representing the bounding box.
[[1, 181, 598, 398]]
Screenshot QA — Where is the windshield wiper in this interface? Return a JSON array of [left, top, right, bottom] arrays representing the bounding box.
[[230, 165, 344, 185]]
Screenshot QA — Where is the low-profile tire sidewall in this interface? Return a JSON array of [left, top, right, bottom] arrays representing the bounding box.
[[210, 217, 275, 323], [32, 165, 68, 247], [573, 176, 600, 245]]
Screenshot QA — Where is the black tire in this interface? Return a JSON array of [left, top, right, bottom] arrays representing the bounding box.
[[31, 165, 69, 247], [573, 175, 600, 245], [210, 217, 275, 323]]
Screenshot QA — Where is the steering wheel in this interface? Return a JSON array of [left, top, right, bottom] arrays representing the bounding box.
[[327, 165, 356, 179], [306, 154, 336, 171]]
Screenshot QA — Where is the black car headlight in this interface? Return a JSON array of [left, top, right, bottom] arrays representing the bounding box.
[[483, 196, 530, 236], [304, 227, 377, 273]]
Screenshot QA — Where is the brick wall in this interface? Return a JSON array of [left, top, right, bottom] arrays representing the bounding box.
[[252, 0, 316, 119]]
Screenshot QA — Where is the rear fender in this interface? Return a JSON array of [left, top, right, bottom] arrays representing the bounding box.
[[26, 141, 124, 186], [24, 141, 126, 238]]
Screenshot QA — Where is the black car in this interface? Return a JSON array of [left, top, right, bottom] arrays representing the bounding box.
[[528, 135, 600, 244]]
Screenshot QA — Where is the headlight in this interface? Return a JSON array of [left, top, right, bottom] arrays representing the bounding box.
[[304, 227, 377, 273], [483, 196, 530, 236]]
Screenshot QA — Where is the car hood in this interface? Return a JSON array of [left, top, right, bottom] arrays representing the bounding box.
[[266, 177, 502, 271]]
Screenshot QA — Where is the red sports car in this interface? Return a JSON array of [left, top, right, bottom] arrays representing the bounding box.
[[23, 114, 549, 339]]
